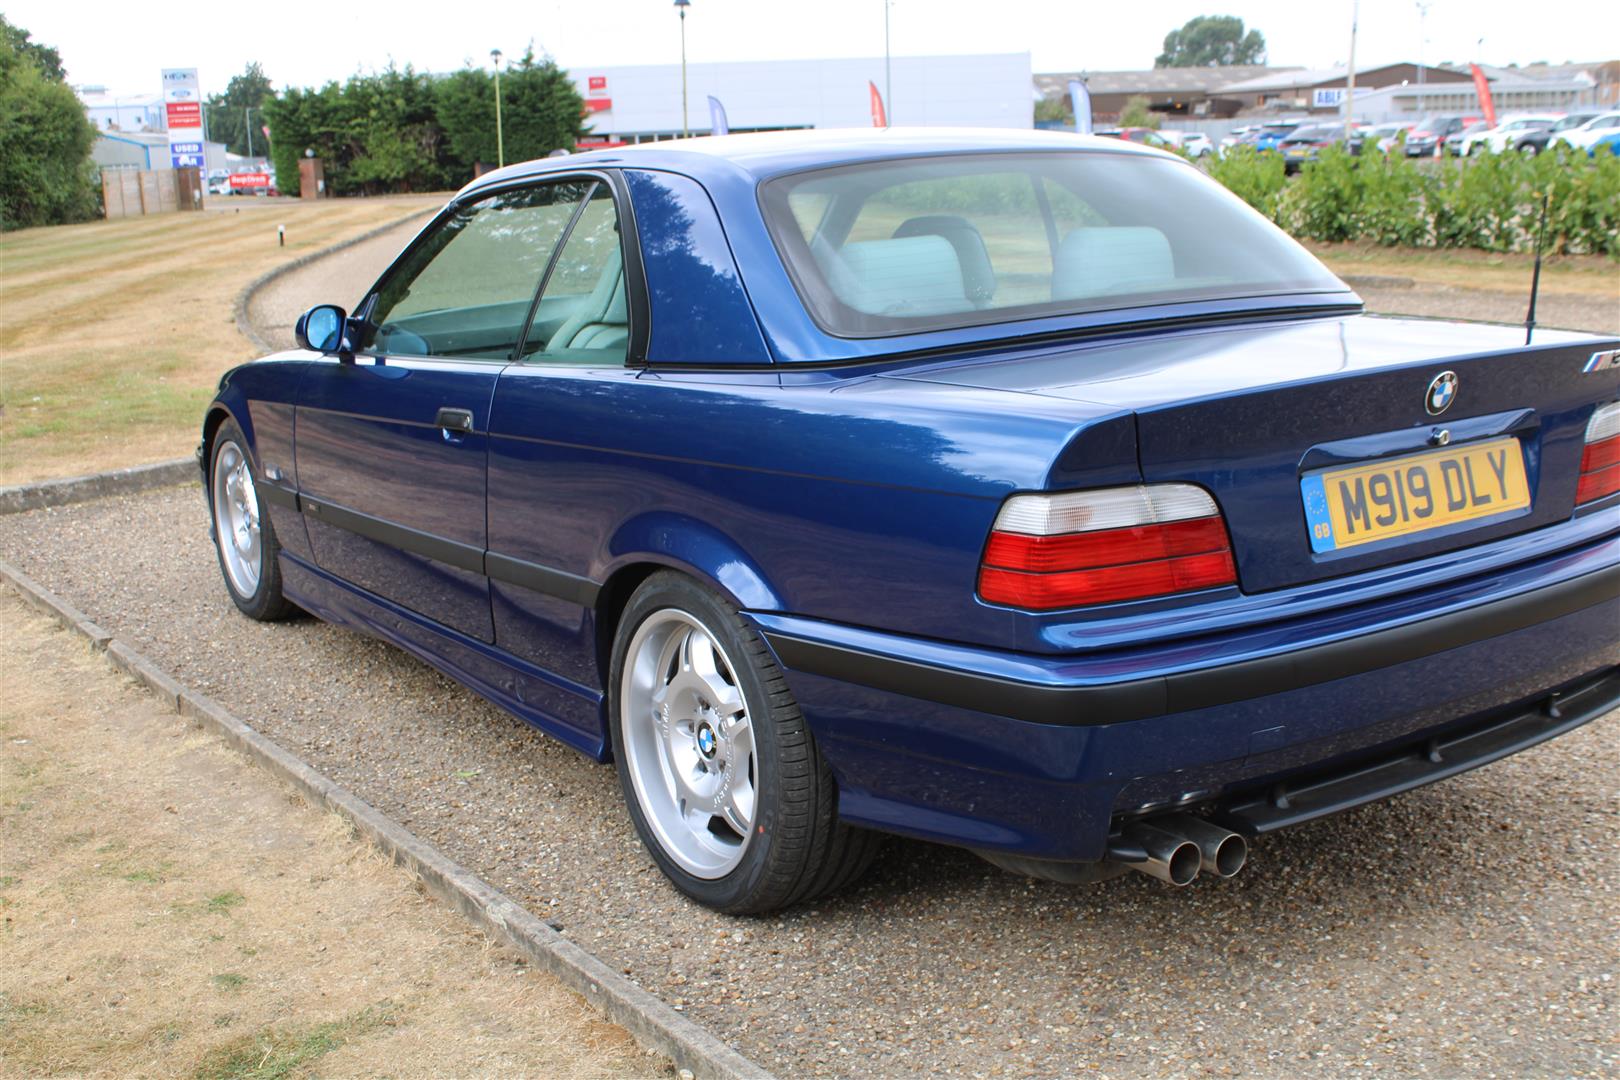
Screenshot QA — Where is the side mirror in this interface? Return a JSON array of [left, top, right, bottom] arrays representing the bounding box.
[[294, 304, 350, 357]]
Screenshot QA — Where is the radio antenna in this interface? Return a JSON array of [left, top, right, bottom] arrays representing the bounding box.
[[1524, 190, 1550, 346]]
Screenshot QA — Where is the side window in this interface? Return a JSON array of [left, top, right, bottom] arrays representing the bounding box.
[[519, 186, 629, 364], [360, 181, 593, 360]]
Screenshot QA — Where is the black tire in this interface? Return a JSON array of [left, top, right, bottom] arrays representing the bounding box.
[[607, 571, 880, 914], [208, 418, 297, 622]]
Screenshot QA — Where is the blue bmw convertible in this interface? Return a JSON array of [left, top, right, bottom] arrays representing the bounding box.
[[200, 129, 1620, 912]]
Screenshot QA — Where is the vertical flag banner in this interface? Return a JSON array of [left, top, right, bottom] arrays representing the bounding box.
[[1068, 78, 1093, 135], [869, 81, 888, 128], [1468, 64, 1497, 129], [162, 68, 205, 169], [708, 95, 729, 136]]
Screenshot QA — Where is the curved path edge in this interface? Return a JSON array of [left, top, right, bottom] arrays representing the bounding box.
[[0, 521, 772, 1080], [233, 207, 435, 354]]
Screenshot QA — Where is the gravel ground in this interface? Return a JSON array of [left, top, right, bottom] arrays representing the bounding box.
[[2, 486, 1615, 1078], [1355, 283, 1620, 338]]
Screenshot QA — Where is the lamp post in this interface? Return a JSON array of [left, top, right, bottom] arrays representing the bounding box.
[[674, 0, 690, 138], [884, 0, 892, 126], [490, 48, 505, 167]]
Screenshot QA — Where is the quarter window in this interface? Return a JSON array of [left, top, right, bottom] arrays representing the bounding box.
[[519, 186, 630, 364]]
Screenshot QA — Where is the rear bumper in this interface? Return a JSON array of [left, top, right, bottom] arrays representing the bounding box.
[[749, 537, 1620, 861]]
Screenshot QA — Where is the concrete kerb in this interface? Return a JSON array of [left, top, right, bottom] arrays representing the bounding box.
[[233, 208, 436, 354], [0, 549, 771, 1080], [0, 459, 197, 516]]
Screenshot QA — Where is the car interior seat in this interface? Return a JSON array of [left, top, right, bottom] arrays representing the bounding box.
[[544, 247, 629, 355], [817, 234, 970, 317], [1051, 227, 1175, 300], [891, 215, 997, 307]]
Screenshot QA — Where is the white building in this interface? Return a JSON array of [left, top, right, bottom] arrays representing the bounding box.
[[77, 86, 166, 133], [567, 53, 1032, 145]]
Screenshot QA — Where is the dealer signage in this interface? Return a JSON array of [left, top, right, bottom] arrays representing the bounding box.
[[162, 67, 204, 170]]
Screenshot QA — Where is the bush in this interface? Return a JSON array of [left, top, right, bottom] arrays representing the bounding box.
[[1204, 146, 1287, 222], [1206, 142, 1619, 256], [0, 20, 100, 230]]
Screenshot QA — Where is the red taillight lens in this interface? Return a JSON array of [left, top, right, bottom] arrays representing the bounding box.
[[1576, 403, 1620, 505], [978, 485, 1237, 611]]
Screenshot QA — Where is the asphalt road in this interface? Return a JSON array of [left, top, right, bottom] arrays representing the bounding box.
[[1, 488, 1615, 1079]]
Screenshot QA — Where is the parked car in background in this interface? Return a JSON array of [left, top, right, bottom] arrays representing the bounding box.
[[1461, 115, 1562, 156], [1404, 114, 1482, 157], [198, 128, 1620, 912], [1095, 127, 1174, 150], [1253, 120, 1308, 152], [1590, 131, 1620, 157], [1157, 130, 1214, 158], [1447, 120, 1495, 155], [1349, 121, 1413, 155], [1555, 112, 1620, 152], [1219, 124, 1261, 153], [1279, 123, 1349, 173], [1518, 111, 1607, 155]]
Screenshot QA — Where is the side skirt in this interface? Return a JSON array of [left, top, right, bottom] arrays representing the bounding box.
[[279, 552, 609, 761]]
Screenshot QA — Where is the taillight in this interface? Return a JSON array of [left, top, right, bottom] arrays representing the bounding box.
[[1576, 402, 1620, 504], [977, 485, 1237, 611]]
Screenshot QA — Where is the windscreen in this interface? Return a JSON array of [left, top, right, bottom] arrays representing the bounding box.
[[760, 151, 1348, 338]]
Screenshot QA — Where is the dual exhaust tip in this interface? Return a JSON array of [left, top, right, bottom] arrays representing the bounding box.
[[1111, 814, 1248, 886]]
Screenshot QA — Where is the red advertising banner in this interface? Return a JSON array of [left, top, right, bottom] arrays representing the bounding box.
[[582, 97, 612, 113], [587, 75, 608, 93], [166, 101, 202, 127], [228, 172, 271, 190], [869, 81, 887, 128], [1469, 63, 1497, 128]]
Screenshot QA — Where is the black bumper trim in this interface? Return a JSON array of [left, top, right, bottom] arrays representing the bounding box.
[[763, 562, 1620, 726], [1213, 667, 1620, 834]]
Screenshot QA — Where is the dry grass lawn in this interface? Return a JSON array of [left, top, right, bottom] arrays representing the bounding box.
[[0, 198, 440, 486], [0, 591, 666, 1079], [1308, 240, 1620, 298]]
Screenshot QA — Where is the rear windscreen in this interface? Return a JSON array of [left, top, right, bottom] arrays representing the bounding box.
[[760, 151, 1349, 338]]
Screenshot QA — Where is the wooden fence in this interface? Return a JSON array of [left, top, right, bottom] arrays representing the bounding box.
[[101, 168, 203, 219]]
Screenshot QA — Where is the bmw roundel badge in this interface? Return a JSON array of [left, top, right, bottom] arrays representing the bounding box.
[[1425, 371, 1458, 416]]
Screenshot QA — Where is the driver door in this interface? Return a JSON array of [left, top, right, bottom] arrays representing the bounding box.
[[293, 179, 595, 641]]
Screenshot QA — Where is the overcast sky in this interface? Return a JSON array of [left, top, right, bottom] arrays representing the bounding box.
[[11, 0, 1607, 97]]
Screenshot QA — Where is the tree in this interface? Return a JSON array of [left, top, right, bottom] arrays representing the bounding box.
[[1118, 96, 1162, 129], [436, 47, 586, 171], [0, 14, 66, 82], [205, 63, 275, 157], [1034, 95, 1072, 125], [0, 18, 99, 229], [1155, 15, 1266, 68]]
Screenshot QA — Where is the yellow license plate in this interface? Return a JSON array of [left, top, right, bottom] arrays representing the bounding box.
[[1301, 437, 1530, 553]]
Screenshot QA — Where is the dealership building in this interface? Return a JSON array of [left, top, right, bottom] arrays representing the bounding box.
[[565, 52, 1032, 145]]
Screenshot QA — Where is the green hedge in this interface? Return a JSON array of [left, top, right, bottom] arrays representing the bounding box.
[[1207, 145, 1620, 256]]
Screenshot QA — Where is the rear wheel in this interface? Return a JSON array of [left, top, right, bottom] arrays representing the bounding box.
[[209, 419, 296, 622], [608, 571, 879, 914]]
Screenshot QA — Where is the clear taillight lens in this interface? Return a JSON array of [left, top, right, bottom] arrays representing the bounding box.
[[1576, 402, 1620, 505], [978, 484, 1237, 611]]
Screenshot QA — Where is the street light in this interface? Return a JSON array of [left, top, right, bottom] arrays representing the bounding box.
[[674, 0, 690, 138], [490, 48, 505, 168]]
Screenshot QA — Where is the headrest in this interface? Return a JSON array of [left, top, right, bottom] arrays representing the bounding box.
[[825, 234, 969, 316], [892, 215, 997, 306], [1052, 227, 1174, 301]]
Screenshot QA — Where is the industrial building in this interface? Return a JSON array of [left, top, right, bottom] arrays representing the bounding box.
[[566, 52, 1032, 145]]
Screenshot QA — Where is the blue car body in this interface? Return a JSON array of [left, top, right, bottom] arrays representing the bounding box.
[[203, 130, 1620, 870]]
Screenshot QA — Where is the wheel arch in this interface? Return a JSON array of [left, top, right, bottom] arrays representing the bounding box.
[[592, 512, 788, 695]]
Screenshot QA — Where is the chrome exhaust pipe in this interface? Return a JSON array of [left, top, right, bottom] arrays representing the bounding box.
[[1160, 813, 1248, 878], [1113, 822, 1202, 886]]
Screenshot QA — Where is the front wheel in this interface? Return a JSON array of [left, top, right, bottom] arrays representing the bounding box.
[[608, 572, 879, 914], [209, 419, 297, 621]]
